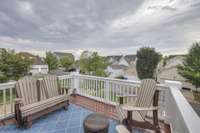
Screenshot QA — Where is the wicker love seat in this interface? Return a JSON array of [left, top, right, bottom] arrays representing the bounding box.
[[15, 75, 69, 128]]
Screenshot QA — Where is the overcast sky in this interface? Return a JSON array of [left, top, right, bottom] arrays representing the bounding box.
[[0, 0, 200, 57]]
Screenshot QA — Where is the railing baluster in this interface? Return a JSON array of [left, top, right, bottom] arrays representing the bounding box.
[[10, 87, 13, 114], [3, 89, 6, 116]]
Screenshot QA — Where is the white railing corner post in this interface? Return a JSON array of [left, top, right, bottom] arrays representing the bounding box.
[[104, 80, 109, 101], [73, 73, 80, 94], [165, 80, 182, 90]]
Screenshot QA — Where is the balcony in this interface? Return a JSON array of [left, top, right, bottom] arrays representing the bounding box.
[[0, 74, 200, 133]]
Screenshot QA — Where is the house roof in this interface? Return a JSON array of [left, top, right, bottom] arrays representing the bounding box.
[[106, 54, 136, 65], [54, 52, 74, 59], [106, 55, 123, 62], [124, 55, 136, 64], [33, 57, 47, 65], [110, 64, 128, 69], [19, 52, 36, 59]]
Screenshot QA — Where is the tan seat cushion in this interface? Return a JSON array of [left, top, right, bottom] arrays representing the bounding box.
[[116, 105, 144, 123], [20, 94, 68, 117]]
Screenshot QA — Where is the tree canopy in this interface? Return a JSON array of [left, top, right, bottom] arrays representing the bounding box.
[[178, 42, 200, 90], [60, 54, 75, 71], [136, 47, 162, 79], [79, 52, 108, 77], [0, 48, 32, 82], [45, 52, 59, 71]]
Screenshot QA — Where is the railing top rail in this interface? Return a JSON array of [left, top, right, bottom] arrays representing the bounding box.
[[165, 81, 200, 133], [0, 81, 16, 90], [77, 73, 141, 83], [58, 75, 74, 80], [169, 86, 200, 132], [74, 74, 168, 90], [0, 74, 168, 91]]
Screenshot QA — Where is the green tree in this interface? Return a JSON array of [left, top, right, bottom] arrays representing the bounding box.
[[0, 48, 32, 82], [79, 51, 91, 74], [178, 42, 200, 91], [60, 55, 75, 71], [45, 52, 59, 70], [136, 47, 162, 79], [79, 52, 108, 77]]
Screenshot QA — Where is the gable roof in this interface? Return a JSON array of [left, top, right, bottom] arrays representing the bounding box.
[[33, 57, 47, 65], [19, 52, 36, 59], [106, 54, 136, 65], [110, 64, 128, 70], [106, 55, 123, 62], [124, 55, 136, 64], [54, 52, 74, 59]]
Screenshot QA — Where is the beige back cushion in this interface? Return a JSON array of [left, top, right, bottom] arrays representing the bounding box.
[[136, 79, 156, 118], [15, 76, 38, 105], [43, 75, 59, 98]]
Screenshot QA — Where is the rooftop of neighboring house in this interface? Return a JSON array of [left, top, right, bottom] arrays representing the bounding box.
[[106, 55, 123, 62], [109, 64, 128, 70], [32, 57, 47, 65], [19, 52, 36, 59], [54, 52, 74, 59], [106, 54, 136, 65], [162, 54, 185, 69], [124, 54, 137, 64]]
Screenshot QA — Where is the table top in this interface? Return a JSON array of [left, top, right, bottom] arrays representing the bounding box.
[[84, 113, 109, 131]]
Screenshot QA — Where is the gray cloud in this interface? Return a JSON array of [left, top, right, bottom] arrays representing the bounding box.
[[0, 0, 200, 56]]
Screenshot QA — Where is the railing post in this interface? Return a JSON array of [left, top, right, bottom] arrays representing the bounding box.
[[164, 80, 183, 130], [73, 74, 80, 94], [165, 80, 182, 90], [104, 80, 109, 100]]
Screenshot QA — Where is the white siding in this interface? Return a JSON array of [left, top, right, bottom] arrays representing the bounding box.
[[30, 65, 49, 75], [107, 66, 124, 78], [118, 57, 129, 66]]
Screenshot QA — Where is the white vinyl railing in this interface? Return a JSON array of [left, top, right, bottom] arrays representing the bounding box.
[[0, 74, 199, 133], [58, 74, 167, 120], [0, 81, 16, 120], [0, 74, 167, 120], [165, 80, 200, 133]]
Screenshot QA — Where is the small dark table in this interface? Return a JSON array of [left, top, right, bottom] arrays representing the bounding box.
[[83, 113, 109, 133]]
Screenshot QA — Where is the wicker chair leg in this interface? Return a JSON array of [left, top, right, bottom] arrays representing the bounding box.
[[24, 117, 32, 128], [27, 121, 32, 128], [63, 106, 68, 110], [15, 104, 22, 128], [63, 101, 69, 110], [155, 126, 161, 133]]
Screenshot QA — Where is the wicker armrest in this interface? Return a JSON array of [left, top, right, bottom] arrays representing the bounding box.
[[14, 98, 23, 106], [14, 98, 22, 103], [122, 105, 158, 111], [116, 94, 137, 104]]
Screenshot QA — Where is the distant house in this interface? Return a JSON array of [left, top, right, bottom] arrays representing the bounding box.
[[106, 55, 122, 65], [19, 52, 49, 75], [29, 57, 49, 75], [157, 55, 196, 90], [107, 64, 128, 78], [54, 51, 78, 72], [106, 55, 137, 78]]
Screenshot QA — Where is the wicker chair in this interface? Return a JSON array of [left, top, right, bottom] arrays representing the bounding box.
[[14, 76, 69, 128], [116, 79, 160, 133]]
